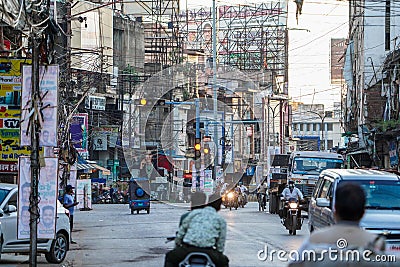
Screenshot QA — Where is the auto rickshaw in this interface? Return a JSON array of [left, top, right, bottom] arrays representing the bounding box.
[[128, 177, 151, 214]]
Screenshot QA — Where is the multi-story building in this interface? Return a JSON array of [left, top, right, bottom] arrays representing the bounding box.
[[344, 1, 400, 169], [292, 103, 343, 151]]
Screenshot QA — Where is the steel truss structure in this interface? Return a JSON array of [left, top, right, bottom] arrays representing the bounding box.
[[128, 0, 183, 70], [179, 1, 288, 74]]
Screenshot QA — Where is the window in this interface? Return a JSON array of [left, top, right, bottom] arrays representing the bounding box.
[[326, 123, 333, 131], [313, 178, 324, 199], [8, 191, 17, 208], [307, 124, 311, 131], [327, 140, 334, 149], [319, 179, 332, 199]]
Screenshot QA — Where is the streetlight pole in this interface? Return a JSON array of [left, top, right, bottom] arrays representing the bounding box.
[[212, 0, 218, 181], [307, 110, 326, 151]]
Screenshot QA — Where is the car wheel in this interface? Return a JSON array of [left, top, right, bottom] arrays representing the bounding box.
[[147, 209, 150, 214], [45, 232, 68, 263]]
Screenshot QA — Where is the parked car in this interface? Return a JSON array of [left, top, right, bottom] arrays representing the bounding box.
[[0, 183, 70, 263], [308, 169, 400, 256]]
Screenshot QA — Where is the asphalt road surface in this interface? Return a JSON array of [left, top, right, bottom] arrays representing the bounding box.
[[0, 201, 309, 267]]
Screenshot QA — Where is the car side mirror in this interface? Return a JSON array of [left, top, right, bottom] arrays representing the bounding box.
[[8, 204, 17, 213], [4, 204, 17, 213], [316, 198, 330, 208]]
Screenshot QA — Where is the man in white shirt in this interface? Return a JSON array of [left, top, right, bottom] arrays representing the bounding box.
[[282, 180, 304, 201], [281, 180, 304, 220]]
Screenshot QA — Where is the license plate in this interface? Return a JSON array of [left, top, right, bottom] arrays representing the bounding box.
[[385, 241, 400, 256], [137, 203, 143, 206]]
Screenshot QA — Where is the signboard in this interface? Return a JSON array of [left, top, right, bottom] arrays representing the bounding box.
[[389, 141, 398, 167], [0, 59, 31, 163], [330, 38, 347, 84], [204, 170, 213, 195], [93, 132, 107, 150], [76, 179, 92, 209], [93, 126, 119, 148], [70, 113, 88, 157], [85, 95, 106, 110], [18, 157, 58, 239], [20, 65, 59, 147]]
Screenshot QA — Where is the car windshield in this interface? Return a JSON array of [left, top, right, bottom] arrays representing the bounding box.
[[0, 188, 11, 205], [293, 157, 343, 174], [343, 180, 400, 209]]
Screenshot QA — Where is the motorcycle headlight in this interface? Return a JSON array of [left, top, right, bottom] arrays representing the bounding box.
[[289, 202, 298, 209], [227, 192, 234, 199]]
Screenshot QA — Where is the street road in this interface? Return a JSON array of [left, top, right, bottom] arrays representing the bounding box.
[[0, 201, 309, 267]]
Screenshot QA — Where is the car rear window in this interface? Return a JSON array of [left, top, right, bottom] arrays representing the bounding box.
[[341, 180, 400, 209], [0, 188, 11, 205]]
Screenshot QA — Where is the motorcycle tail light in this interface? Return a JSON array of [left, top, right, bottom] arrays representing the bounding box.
[[289, 202, 298, 209]]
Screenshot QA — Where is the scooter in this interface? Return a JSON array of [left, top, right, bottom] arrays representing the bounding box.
[[166, 237, 216, 267], [281, 198, 304, 235]]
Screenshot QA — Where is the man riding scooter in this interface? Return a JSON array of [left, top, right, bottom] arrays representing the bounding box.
[[280, 181, 304, 226], [164, 193, 229, 267]]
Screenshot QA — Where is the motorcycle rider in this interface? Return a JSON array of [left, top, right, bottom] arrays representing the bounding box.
[[164, 194, 229, 267], [281, 180, 304, 219]]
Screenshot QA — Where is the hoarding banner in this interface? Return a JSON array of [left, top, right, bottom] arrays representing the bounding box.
[[20, 65, 59, 147], [70, 113, 88, 157], [76, 179, 92, 209], [0, 58, 31, 163], [18, 157, 59, 239]]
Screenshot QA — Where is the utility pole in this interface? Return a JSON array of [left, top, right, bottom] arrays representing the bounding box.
[[29, 27, 41, 267], [212, 0, 218, 181]]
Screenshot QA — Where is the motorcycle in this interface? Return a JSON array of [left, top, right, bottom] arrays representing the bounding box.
[[281, 197, 303, 235], [222, 191, 239, 210], [166, 237, 216, 267]]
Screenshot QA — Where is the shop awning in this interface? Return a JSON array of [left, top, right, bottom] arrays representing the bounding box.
[[92, 164, 111, 175], [76, 163, 96, 170]]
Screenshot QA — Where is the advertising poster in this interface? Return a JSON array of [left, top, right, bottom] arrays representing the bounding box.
[[76, 179, 92, 209], [0, 58, 31, 164], [70, 113, 88, 157], [93, 132, 107, 151], [20, 65, 59, 147], [18, 157, 58, 239], [38, 157, 58, 239], [204, 170, 213, 195], [93, 126, 118, 148], [17, 156, 31, 239]]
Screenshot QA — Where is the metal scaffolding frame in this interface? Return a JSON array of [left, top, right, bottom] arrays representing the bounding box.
[[179, 2, 288, 73], [130, 0, 183, 70]]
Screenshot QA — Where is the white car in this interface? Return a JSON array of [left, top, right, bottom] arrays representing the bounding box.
[[0, 183, 70, 263]]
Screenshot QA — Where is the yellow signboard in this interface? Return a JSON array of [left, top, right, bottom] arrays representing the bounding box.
[[0, 58, 31, 165]]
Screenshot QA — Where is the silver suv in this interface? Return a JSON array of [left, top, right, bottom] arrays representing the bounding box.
[[0, 183, 70, 263], [308, 169, 400, 256]]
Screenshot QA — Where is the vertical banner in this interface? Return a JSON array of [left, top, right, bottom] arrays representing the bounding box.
[[17, 156, 31, 239], [76, 179, 92, 209], [18, 157, 58, 239], [70, 113, 88, 157], [20, 65, 59, 147], [204, 170, 213, 195], [38, 157, 58, 238]]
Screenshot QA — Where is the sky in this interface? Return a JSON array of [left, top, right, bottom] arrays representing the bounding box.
[[182, 0, 349, 111]]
